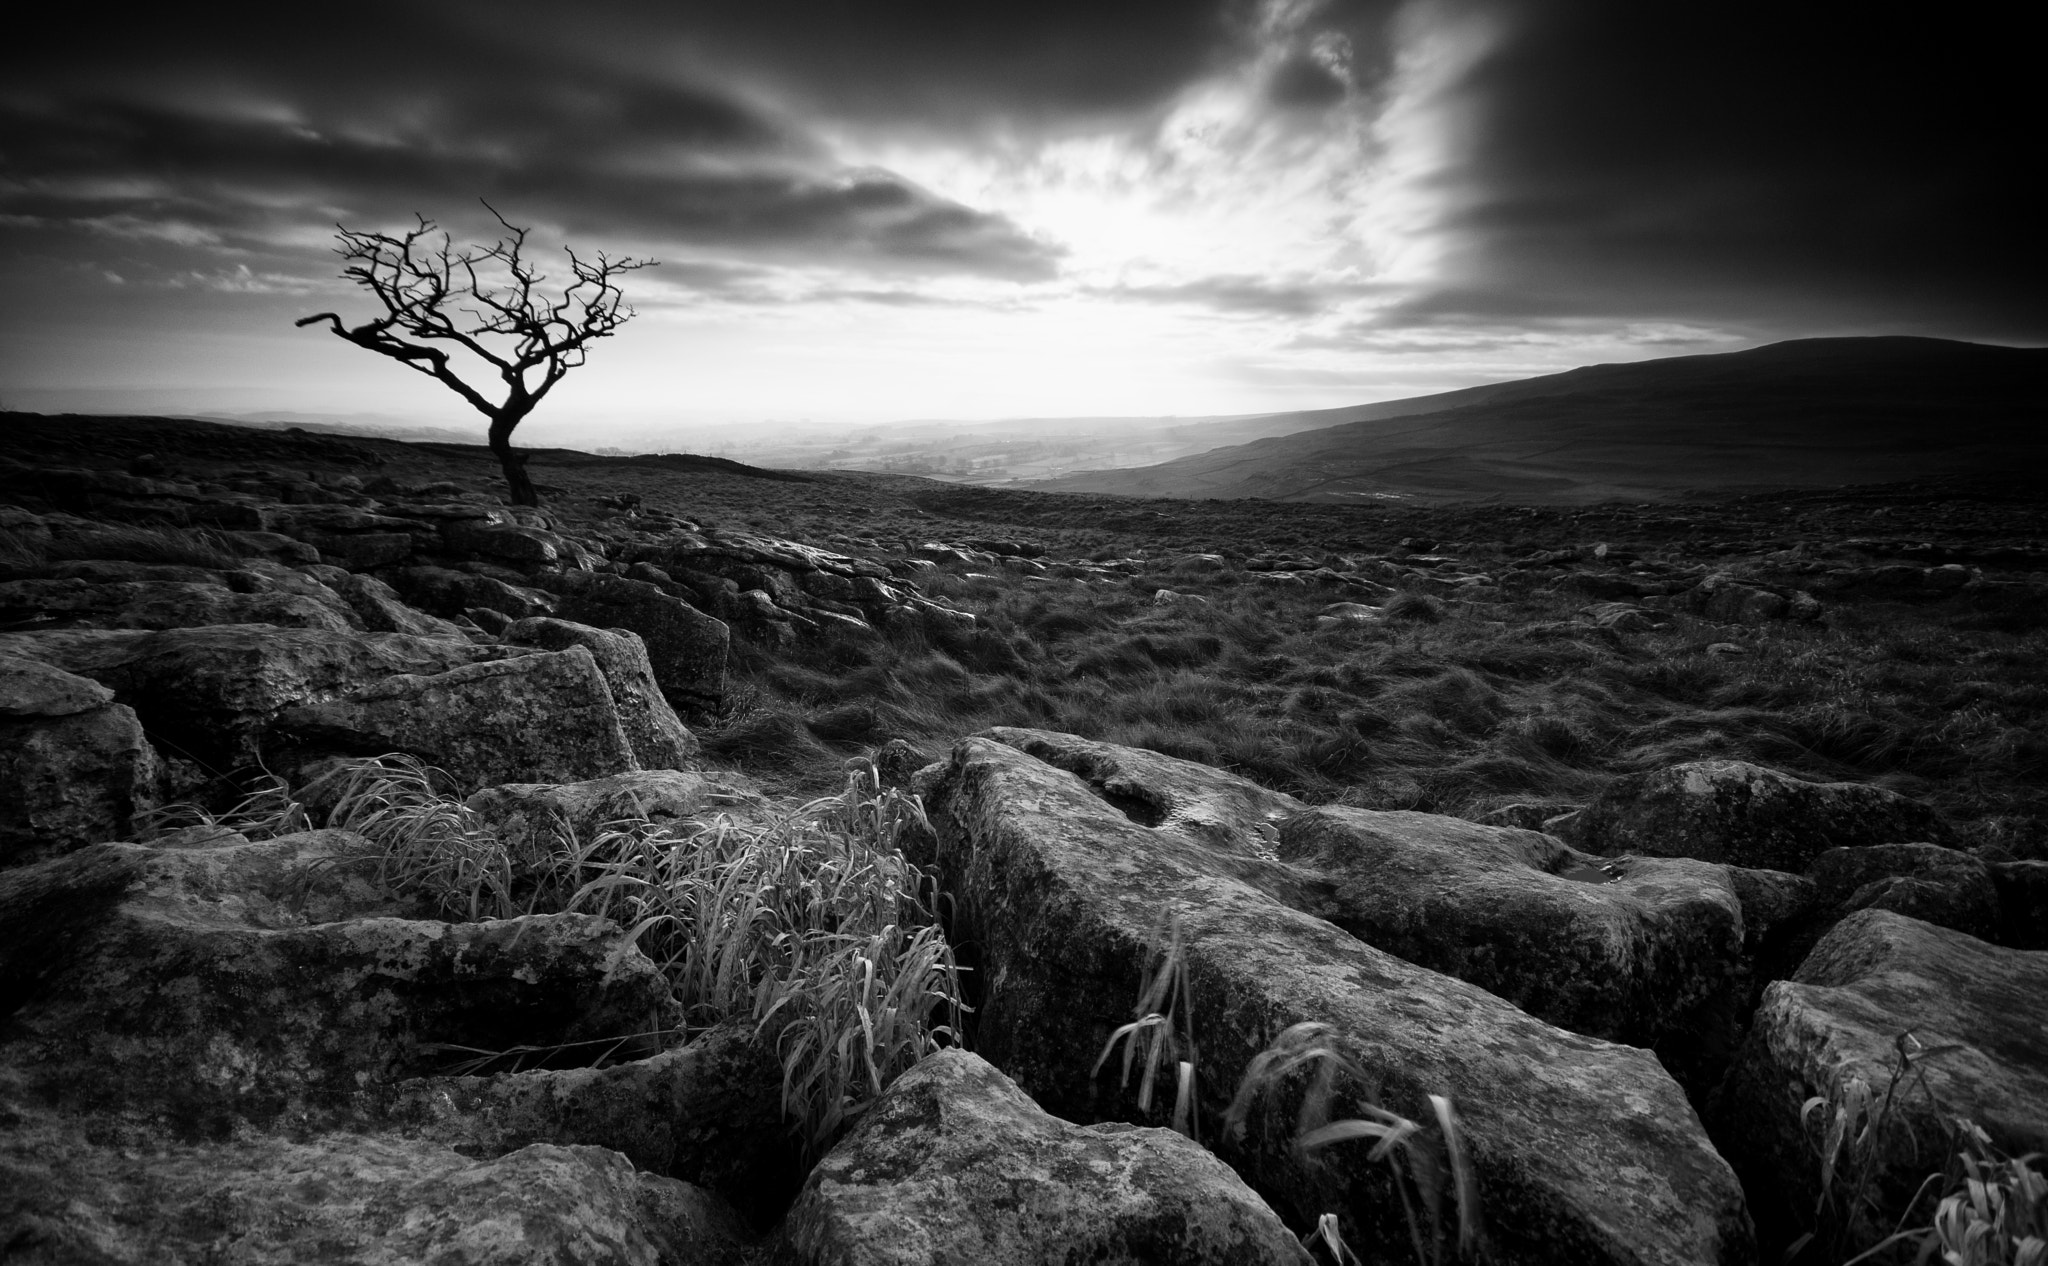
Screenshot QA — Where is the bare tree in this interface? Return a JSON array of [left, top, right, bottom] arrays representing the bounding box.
[[296, 205, 654, 506]]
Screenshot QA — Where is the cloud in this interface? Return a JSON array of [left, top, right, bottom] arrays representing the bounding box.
[[0, 10, 1062, 283], [1092, 274, 1389, 317], [1265, 52, 1351, 110], [2, 0, 2039, 431], [613, 0, 1247, 125], [1393, 0, 2048, 339]]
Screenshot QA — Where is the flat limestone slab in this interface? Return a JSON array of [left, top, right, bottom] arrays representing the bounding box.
[[0, 1111, 752, 1266], [922, 732, 1753, 1266], [1279, 804, 1744, 1048]]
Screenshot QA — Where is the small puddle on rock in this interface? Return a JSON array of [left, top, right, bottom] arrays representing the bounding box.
[[1096, 786, 1166, 827], [1556, 861, 1621, 884]]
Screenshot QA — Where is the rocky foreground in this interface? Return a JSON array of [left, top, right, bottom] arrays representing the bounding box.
[[3, 450, 2045, 1264]]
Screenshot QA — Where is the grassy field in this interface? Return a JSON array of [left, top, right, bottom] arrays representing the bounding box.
[[705, 548, 2048, 854]]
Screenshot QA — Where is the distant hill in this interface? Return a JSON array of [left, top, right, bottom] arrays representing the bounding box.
[[1025, 337, 2048, 504], [196, 411, 483, 444], [711, 409, 1337, 483]]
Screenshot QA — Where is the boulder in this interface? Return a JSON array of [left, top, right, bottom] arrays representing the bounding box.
[[4, 830, 678, 1127], [0, 843, 146, 1015], [272, 648, 640, 792], [0, 576, 360, 632], [0, 1121, 754, 1266], [1, 657, 160, 865], [31, 559, 222, 586], [306, 565, 472, 640], [1688, 574, 1790, 622], [1277, 805, 1744, 1050], [1557, 759, 1950, 871], [383, 1022, 800, 1230], [268, 505, 422, 537], [307, 530, 420, 569], [0, 626, 490, 777], [265, 508, 429, 570], [1713, 910, 2048, 1252], [1807, 842, 1999, 941], [537, 572, 729, 713], [442, 519, 566, 568], [1316, 601, 1382, 627], [387, 564, 559, 620], [0, 651, 113, 716], [781, 1048, 1312, 1266], [872, 738, 934, 791], [503, 618, 699, 771], [219, 528, 322, 564], [919, 729, 1753, 1266]]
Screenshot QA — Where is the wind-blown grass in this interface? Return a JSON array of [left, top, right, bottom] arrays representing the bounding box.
[[271, 754, 965, 1157], [716, 551, 2046, 849], [1795, 1031, 2047, 1266], [1095, 920, 1485, 1265], [1093, 915, 1201, 1140], [1226, 1021, 1484, 1266], [135, 770, 313, 843]]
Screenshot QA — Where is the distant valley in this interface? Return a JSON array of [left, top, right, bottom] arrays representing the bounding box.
[[148, 336, 2048, 506]]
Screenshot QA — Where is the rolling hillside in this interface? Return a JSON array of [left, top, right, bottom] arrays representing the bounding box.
[[1026, 337, 2048, 504]]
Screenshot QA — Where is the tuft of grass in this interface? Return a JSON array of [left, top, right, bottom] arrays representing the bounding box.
[[1794, 1030, 2045, 1266], [699, 705, 842, 783], [0, 528, 45, 576], [319, 756, 532, 921], [136, 770, 313, 842], [1919, 1125, 2047, 1266], [1093, 914, 1201, 1140], [1383, 592, 1447, 623], [1093, 928, 1485, 1265], [1226, 1022, 1485, 1266], [316, 754, 966, 1158]]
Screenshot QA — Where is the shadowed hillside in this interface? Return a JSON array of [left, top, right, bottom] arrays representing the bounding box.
[[1028, 337, 2048, 505]]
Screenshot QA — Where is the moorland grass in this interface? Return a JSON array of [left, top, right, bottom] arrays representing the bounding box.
[[718, 558, 2048, 847]]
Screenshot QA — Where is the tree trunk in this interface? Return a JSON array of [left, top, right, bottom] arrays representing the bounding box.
[[486, 408, 539, 506]]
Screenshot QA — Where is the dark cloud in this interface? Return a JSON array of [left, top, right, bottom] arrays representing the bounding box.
[[1411, 0, 2048, 339], [1265, 54, 1351, 110], [589, 0, 1243, 124], [2, 0, 2037, 368], [0, 3, 1064, 281], [1095, 275, 1384, 317]]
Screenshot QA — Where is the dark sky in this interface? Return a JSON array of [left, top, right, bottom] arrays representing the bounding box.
[[3, 0, 2038, 432]]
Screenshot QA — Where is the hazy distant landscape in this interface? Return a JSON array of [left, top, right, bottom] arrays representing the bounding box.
[[174, 335, 2047, 504]]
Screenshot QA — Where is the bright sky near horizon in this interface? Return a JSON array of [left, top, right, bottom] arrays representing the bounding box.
[[2, 1, 2041, 445]]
